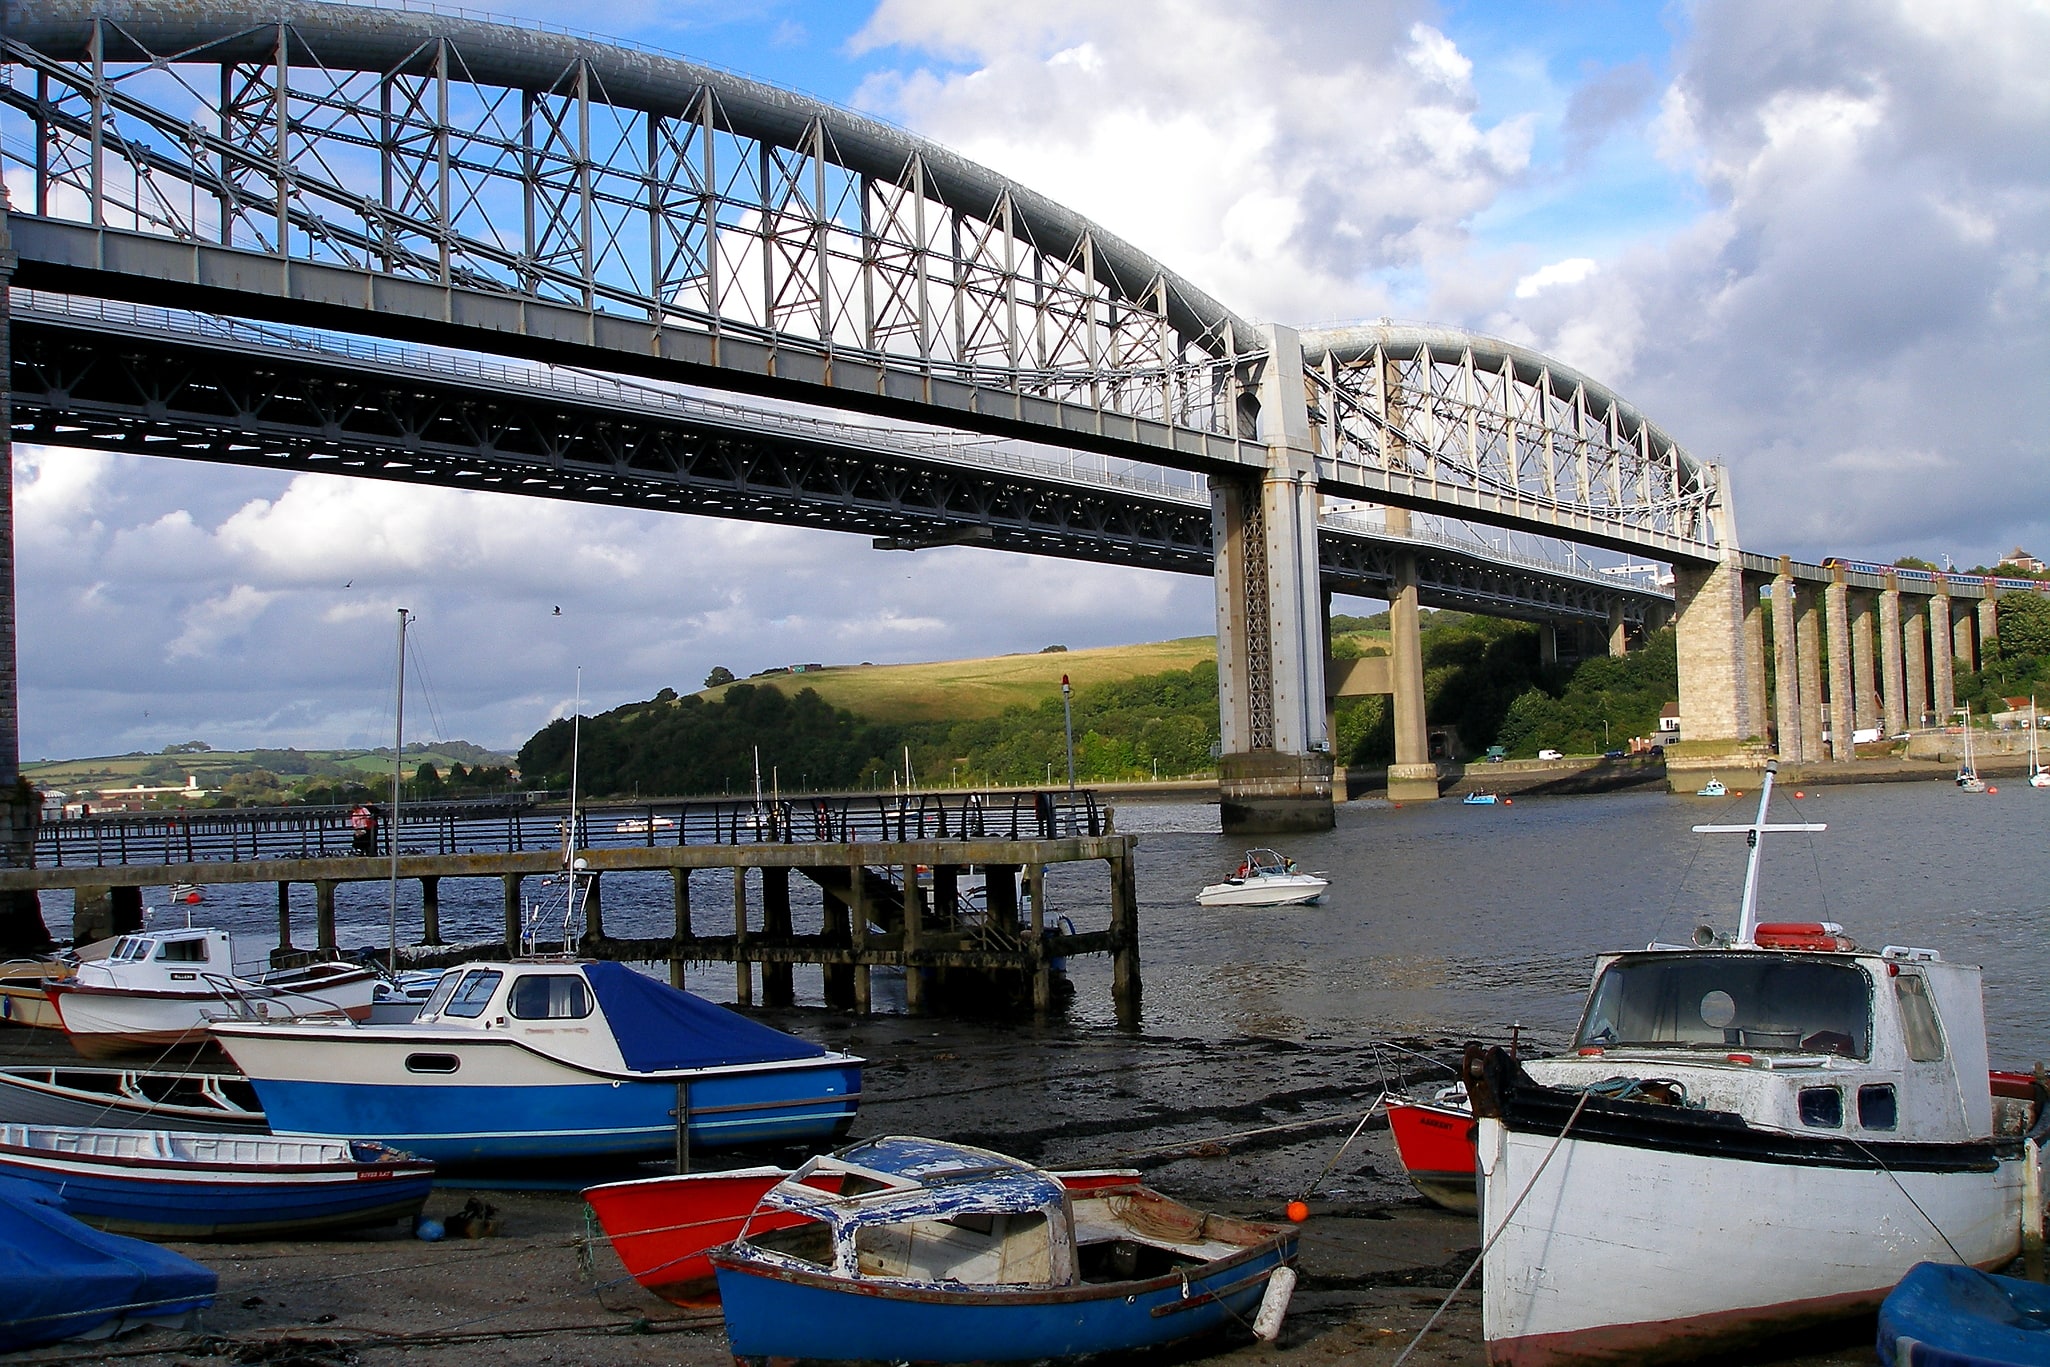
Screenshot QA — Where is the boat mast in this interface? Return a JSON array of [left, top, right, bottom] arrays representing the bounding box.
[[388, 607, 411, 972], [1690, 760, 1826, 946]]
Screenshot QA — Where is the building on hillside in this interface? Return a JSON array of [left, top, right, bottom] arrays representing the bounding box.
[[93, 774, 210, 811], [1998, 547, 2045, 575], [1658, 702, 1681, 734]]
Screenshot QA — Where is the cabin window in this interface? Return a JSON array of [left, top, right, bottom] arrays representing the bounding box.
[[1894, 974, 1946, 1061], [155, 938, 208, 963], [1574, 953, 1873, 1057], [508, 974, 591, 1020], [749, 1217, 834, 1268], [441, 970, 503, 1019], [111, 937, 147, 961], [405, 1053, 460, 1074], [1798, 1087, 1843, 1128], [419, 973, 462, 1018], [1859, 1084, 1899, 1130]]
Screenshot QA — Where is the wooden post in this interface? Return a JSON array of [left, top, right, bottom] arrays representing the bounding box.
[[583, 871, 603, 943], [733, 866, 753, 1007], [1027, 862, 1050, 1016], [821, 891, 853, 1009], [1110, 848, 1141, 1027], [762, 867, 794, 1007], [850, 860, 871, 1015], [419, 875, 441, 945], [670, 868, 691, 988], [502, 874, 522, 955], [903, 862, 926, 1014], [314, 880, 336, 952], [275, 881, 294, 951]]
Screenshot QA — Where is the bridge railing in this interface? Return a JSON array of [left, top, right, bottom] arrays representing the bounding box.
[[31, 790, 1108, 869]]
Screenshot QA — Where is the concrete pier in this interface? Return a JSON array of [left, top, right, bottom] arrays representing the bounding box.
[[1880, 580, 1907, 737], [1825, 574, 1854, 761]]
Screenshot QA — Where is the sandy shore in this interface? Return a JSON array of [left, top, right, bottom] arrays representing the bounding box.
[[0, 1015, 1884, 1367]]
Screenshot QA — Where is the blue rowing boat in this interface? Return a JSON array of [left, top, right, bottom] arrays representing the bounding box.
[[712, 1136, 1299, 1364], [212, 959, 861, 1162], [0, 1125, 434, 1240], [1879, 1261, 2050, 1367]]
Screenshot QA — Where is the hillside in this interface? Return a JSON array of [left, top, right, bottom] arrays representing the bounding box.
[[25, 742, 516, 806], [708, 637, 1222, 723]]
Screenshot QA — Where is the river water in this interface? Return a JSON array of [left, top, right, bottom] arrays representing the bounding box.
[[82, 777, 2050, 1068]]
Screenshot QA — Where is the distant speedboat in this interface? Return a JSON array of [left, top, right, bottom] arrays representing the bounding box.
[[1196, 849, 1328, 908], [43, 927, 378, 1059], [613, 815, 677, 834], [1462, 792, 1500, 805], [1695, 778, 1727, 797]]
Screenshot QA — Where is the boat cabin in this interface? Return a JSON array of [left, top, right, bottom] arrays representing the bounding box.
[[1538, 931, 1996, 1145], [79, 928, 239, 988]]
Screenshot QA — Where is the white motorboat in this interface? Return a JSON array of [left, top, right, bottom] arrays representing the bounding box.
[[1196, 849, 1328, 908], [1467, 761, 2044, 1366], [43, 927, 378, 1059]]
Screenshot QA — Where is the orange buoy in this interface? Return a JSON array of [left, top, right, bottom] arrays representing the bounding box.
[[1285, 1200, 1310, 1223], [1987, 785, 1999, 794], [1793, 790, 1805, 799]]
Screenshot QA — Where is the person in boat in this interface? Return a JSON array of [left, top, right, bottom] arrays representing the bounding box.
[[349, 803, 377, 856]]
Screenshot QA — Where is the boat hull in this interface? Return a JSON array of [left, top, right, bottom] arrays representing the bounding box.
[[712, 1238, 1295, 1363], [48, 971, 377, 1058], [1195, 876, 1328, 908], [0, 1128, 434, 1240], [0, 981, 62, 1030], [0, 1066, 267, 1133], [1477, 1116, 2024, 1366], [1385, 1096, 1477, 1212], [214, 1028, 862, 1162]]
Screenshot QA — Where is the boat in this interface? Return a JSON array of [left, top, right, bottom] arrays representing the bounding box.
[[585, 1156, 1143, 1307], [614, 815, 677, 834], [1196, 848, 1329, 908], [1466, 760, 2046, 1366], [1463, 792, 1501, 805], [210, 957, 863, 1162], [0, 1064, 266, 1133], [1385, 1084, 1478, 1213], [43, 925, 379, 1059], [1958, 705, 1988, 792], [0, 957, 68, 1030], [366, 966, 446, 1025], [708, 1135, 1300, 1363], [1695, 778, 1727, 797], [167, 882, 203, 905], [2030, 697, 2048, 790], [0, 1124, 434, 1239], [0, 1175, 216, 1351], [1877, 1260, 2050, 1367]]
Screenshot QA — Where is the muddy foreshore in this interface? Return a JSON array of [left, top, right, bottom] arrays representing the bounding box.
[[0, 1018, 1874, 1367]]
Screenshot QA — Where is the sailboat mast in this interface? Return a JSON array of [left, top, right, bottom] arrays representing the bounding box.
[[388, 607, 410, 972]]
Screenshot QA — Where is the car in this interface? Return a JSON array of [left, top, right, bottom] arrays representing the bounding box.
[[1603, 749, 1626, 759], [1537, 748, 1564, 760]]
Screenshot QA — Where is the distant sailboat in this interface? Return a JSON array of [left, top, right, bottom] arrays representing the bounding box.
[[2030, 696, 2049, 789], [1956, 705, 1988, 793]]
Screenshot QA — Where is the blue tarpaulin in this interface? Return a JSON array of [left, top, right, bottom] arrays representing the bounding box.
[[0, 1175, 217, 1351], [584, 961, 829, 1072]]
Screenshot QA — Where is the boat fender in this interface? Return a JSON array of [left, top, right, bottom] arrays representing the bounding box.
[[1253, 1265, 1297, 1341]]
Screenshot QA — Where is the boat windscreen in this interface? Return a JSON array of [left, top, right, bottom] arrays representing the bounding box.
[[1575, 954, 1873, 1057]]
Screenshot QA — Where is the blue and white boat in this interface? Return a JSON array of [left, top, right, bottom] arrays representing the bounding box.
[[0, 1125, 434, 1240], [1878, 1261, 2050, 1367], [0, 1175, 215, 1350], [210, 959, 862, 1162], [1462, 791, 1500, 805], [711, 1135, 1299, 1364]]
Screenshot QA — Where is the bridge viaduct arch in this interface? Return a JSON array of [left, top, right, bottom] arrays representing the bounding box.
[[0, 2, 2006, 860]]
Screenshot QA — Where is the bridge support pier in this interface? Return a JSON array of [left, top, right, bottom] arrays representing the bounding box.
[[1741, 573, 1770, 739], [1770, 564, 1802, 758], [1954, 598, 1978, 674], [1978, 595, 1998, 660], [1932, 585, 1956, 721], [1825, 573, 1854, 761], [1667, 470, 1772, 790], [1904, 600, 1930, 729], [1212, 325, 1334, 832], [1386, 543, 1438, 801], [0, 200, 46, 954], [1880, 579, 1907, 737], [1797, 587, 1825, 763], [1851, 591, 1880, 735]]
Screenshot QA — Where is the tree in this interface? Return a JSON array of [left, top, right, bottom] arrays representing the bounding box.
[[1996, 593, 2050, 660], [703, 666, 736, 688]]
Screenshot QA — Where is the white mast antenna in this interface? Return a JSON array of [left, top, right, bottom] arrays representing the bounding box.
[[1691, 760, 1826, 945]]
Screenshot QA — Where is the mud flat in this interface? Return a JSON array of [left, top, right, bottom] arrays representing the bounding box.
[[0, 1017, 1872, 1367]]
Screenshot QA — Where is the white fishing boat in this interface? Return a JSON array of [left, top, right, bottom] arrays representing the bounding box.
[[1694, 777, 1727, 798], [2029, 696, 2048, 789], [1957, 705, 1988, 792], [1196, 849, 1328, 908], [1467, 760, 2044, 1366], [43, 927, 378, 1059], [613, 815, 677, 834]]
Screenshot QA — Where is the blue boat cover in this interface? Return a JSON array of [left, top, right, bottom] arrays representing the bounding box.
[[0, 1176, 217, 1351], [584, 962, 829, 1071], [1878, 1260, 2050, 1367]]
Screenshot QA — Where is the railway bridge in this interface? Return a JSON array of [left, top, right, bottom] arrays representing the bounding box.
[[0, 1, 2023, 863]]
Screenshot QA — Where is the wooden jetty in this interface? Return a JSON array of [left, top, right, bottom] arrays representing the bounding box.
[[3, 791, 1141, 1021]]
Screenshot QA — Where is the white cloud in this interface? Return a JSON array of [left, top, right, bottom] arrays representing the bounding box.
[[1513, 257, 1598, 298]]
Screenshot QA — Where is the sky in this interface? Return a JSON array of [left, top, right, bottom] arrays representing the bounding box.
[[13, 0, 2050, 761]]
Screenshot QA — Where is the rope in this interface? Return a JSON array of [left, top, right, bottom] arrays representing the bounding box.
[[1297, 1090, 1389, 1201], [1392, 1087, 1594, 1367]]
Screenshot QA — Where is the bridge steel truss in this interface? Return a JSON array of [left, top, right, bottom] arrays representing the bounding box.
[[0, 1, 1724, 564], [11, 295, 1660, 629]]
